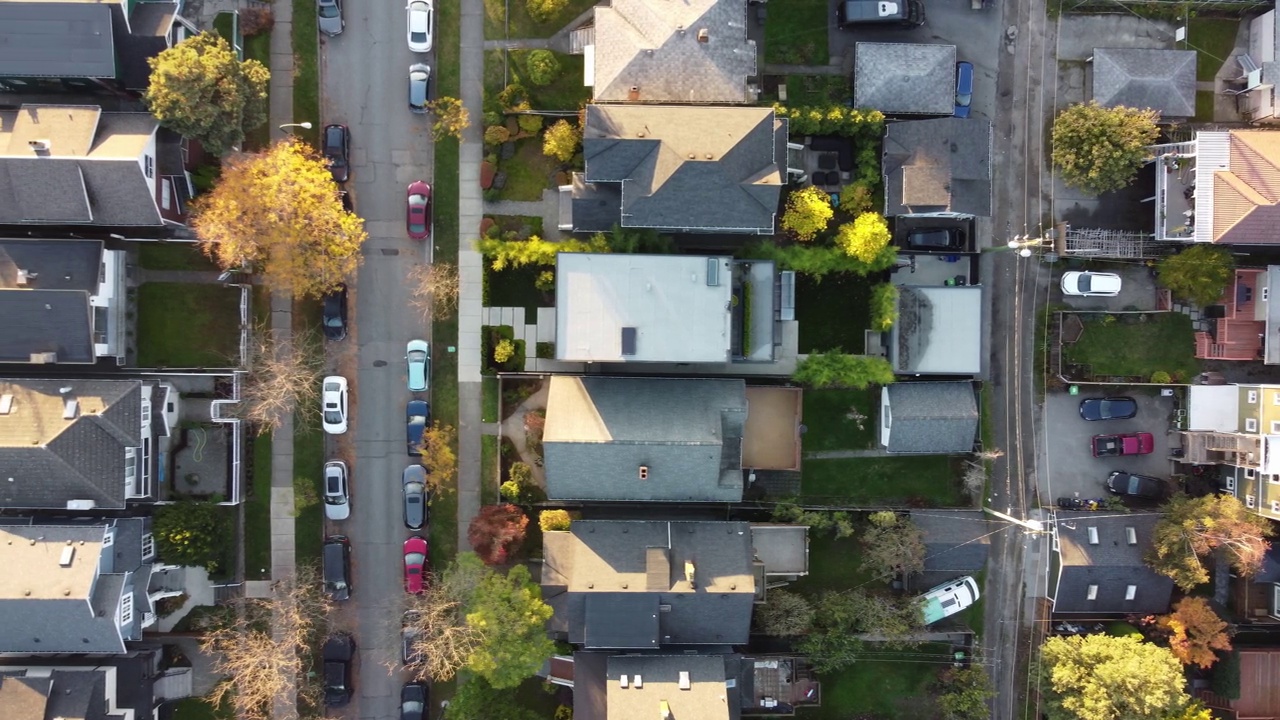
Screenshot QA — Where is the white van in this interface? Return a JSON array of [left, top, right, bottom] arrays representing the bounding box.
[[919, 576, 980, 625]]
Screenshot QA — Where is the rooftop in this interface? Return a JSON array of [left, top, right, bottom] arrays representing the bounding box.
[[881, 382, 979, 453], [890, 286, 983, 375], [883, 118, 993, 217], [854, 43, 956, 115], [1092, 48, 1196, 120], [0, 3, 115, 79], [1053, 511, 1173, 614], [607, 655, 734, 720]]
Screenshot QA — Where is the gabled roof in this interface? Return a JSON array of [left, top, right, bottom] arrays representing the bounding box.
[[882, 382, 979, 453], [854, 43, 956, 115], [543, 375, 746, 502], [0, 238, 104, 364], [0, 378, 143, 510], [1092, 48, 1196, 119], [1207, 131, 1280, 245], [577, 104, 785, 233], [1053, 511, 1173, 615], [592, 0, 756, 104], [882, 118, 993, 216], [0, 3, 115, 79]]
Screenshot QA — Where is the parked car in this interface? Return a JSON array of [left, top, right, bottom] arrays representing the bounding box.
[[406, 339, 430, 392], [404, 535, 429, 593], [322, 124, 351, 184], [406, 0, 434, 52], [1061, 271, 1122, 297], [317, 0, 344, 36], [322, 376, 349, 434], [322, 633, 355, 706], [406, 400, 430, 456], [1091, 432, 1154, 457], [403, 464, 431, 530], [401, 682, 429, 720], [322, 283, 348, 341], [1078, 396, 1137, 421], [339, 189, 354, 213], [919, 575, 979, 625], [401, 612, 425, 665], [1106, 471, 1165, 500], [323, 460, 350, 520], [954, 61, 973, 118], [322, 535, 352, 601], [408, 64, 431, 113], [906, 227, 963, 251], [407, 181, 432, 239]]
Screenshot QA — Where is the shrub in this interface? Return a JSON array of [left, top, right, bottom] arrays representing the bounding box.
[[484, 125, 511, 146], [540, 509, 572, 532], [535, 270, 555, 292], [510, 461, 534, 486], [536, 341, 555, 359], [1213, 650, 1241, 700], [518, 114, 544, 134], [153, 502, 229, 574], [1150, 370, 1172, 384], [543, 119, 581, 163], [781, 186, 833, 242], [494, 339, 515, 364], [467, 503, 529, 565], [870, 283, 899, 331], [497, 83, 531, 113], [483, 110, 504, 127], [839, 181, 874, 215], [525, 50, 561, 86], [526, 0, 570, 22], [240, 7, 274, 36], [500, 480, 522, 502], [773, 104, 885, 138]]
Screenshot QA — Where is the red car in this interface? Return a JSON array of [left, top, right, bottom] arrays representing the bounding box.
[[407, 181, 431, 240], [1091, 432, 1154, 458], [403, 535, 429, 594]]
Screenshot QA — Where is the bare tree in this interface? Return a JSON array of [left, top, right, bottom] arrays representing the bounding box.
[[238, 323, 323, 434], [409, 262, 460, 321], [201, 565, 332, 720], [401, 580, 484, 682]]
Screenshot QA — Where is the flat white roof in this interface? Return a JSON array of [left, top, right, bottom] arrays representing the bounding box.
[[1187, 385, 1239, 432], [891, 286, 982, 375], [555, 253, 733, 363]]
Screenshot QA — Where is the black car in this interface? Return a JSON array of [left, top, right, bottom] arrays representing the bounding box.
[[322, 283, 348, 341], [406, 399, 430, 456], [1079, 396, 1138, 421], [401, 682, 429, 720], [1106, 471, 1164, 500], [323, 633, 356, 706], [906, 227, 963, 251], [403, 464, 431, 530], [401, 611, 426, 666], [338, 189, 354, 213], [323, 534, 351, 601], [323, 123, 351, 184]]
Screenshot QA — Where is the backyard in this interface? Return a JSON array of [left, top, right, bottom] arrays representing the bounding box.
[[1060, 311, 1200, 381], [802, 644, 951, 719], [483, 0, 598, 40], [1188, 18, 1240, 82], [136, 283, 242, 368], [796, 272, 874, 354], [763, 0, 829, 65], [782, 74, 850, 105], [802, 388, 878, 452], [801, 456, 965, 506]]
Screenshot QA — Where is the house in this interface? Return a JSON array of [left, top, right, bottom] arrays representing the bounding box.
[[0, 0, 197, 95], [882, 118, 993, 218], [554, 254, 791, 365], [1232, 543, 1280, 623], [577, 0, 757, 104], [911, 510, 991, 589], [1187, 266, 1280, 364], [880, 382, 979, 454], [1237, 8, 1280, 123], [562, 105, 794, 234], [0, 516, 181, 654], [0, 239, 126, 365], [1150, 130, 1280, 243], [1180, 383, 1280, 521], [0, 377, 177, 509], [543, 376, 802, 502], [1090, 48, 1196, 121], [888, 286, 983, 376], [854, 43, 956, 116], [1049, 511, 1173, 616], [0, 647, 191, 719], [0, 104, 189, 230]]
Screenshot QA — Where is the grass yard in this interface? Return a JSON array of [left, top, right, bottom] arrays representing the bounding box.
[[802, 644, 948, 719], [801, 456, 964, 506], [170, 697, 234, 720], [795, 272, 874, 354], [498, 138, 559, 201], [481, 435, 499, 505], [507, 50, 591, 110], [763, 0, 829, 65], [1062, 312, 1200, 381], [138, 243, 218, 271], [482, 376, 500, 422], [484, 0, 599, 41], [243, 32, 272, 150], [1195, 90, 1215, 123], [790, 534, 879, 596], [1188, 18, 1240, 82], [291, 0, 320, 148], [802, 388, 878, 452], [136, 283, 241, 368], [785, 74, 851, 105], [245, 433, 272, 580], [293, 298, 325, 565], [487, 214, 544, 238]]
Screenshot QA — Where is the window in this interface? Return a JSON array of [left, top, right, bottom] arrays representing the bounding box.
[[1249, 390, 1259, 403], [141, 532, 154, 560], [101, 527, 113, 548], [1273, 392, 1280, 406], [161, 179, 171, 210], [1086, 585, 1098, 600], [1226, 475, 1237, 492], [1247, 418, 1259, 432], [1248, 495, 1257, 509], [141, 394, 151, 426], [1247, 468, 1257, 479], [1270, 474, 1280, 485], [1272, 500, 1280, 514], [1125, 585, 1137, 601], [144, 155, 154, 178], [1272, 421, 1280, 434], [119, 592, 133, 626], [124, 447, 136, 482]]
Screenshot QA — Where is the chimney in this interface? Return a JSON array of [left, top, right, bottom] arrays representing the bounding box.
[[697, 28, 709, 43], [684, 560, 696, 587], [628, 86, 640, 101], [638, 465, 649, 480], [27, 139, 50, 152], [62, 399, 78, 419]]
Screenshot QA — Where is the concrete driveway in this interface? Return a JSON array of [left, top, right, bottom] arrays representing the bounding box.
[[1041, 390, 1178, 503], [1056, 263, 1160, 312]]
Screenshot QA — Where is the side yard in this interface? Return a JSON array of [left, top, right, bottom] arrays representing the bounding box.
[[801, 455, 965, 506], [762, 0, 829, 65], [483, 0, 598, 40], [136, 283, 242, 368]]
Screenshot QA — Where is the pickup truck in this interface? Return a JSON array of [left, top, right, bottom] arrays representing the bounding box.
[[1091, 432, 1154, 458]]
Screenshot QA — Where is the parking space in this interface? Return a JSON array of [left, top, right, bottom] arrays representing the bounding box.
[[1056, 264, 1161, 312], [1042, 390, 1179, 502]]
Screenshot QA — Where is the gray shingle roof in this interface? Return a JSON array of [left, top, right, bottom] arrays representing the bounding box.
[[1092, 48, 1196, 119], [0, 290, 94, 363], [592, 0, 756, 104], [0, 3, 116, 79], [911, 510, 991, 573], [883, 118, 993, 216], [543, 376, 747, 502], [0, 670, 110, 720], [883, 381, 979, 453], [855, 43, 956, 115], [1053, 511, 1174, 615], [0, 239, 103, 291], [119, 2, 178, 91], [576, 105, 785, 233]]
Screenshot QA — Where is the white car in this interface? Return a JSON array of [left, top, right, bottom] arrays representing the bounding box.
[[920, 575, 980, 625], [1061, 271, 1122, 297], [323, 461, 350, 520], [322, 376, 349, 434], [406, 0, 433, 53]]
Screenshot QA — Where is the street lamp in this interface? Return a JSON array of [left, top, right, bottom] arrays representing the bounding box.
[[278, 122, 313, 132], [1007, 234, 1051, 258]]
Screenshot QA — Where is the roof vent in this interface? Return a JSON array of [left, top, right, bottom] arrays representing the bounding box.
[[1125, 527, 1137, 545], [697, 28, 709, 42], [0, 394, 13, 415], [679, 671, 691, 689], [638, 465, 649, 480], [620, 675, 629, 688], [63, 399, 78, 419], [59, 546, 75, 567], [629, 86, 640, 101], [27, 139, 50, 152], [1087, 527, 1099, 545]]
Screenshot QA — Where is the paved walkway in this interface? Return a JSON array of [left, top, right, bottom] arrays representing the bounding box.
[[803, 449, 893, 459], [483, 189, 566, 239], [137, 269, 226, 284], [483, 39, 551, 50]]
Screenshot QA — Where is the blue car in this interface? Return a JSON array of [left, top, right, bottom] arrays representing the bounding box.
[[954, 61, 974, 118], [406, 399, 431, 456]]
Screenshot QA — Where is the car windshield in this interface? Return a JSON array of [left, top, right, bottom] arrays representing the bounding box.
[[324, 382, 340, 392], [956, 91, 971, 105], [320, 3, 338, 17], [324, 410, 343, 425], [409, 350, 427, 362], [1127, 476, 1142, 494], [406, 553, 425, 566]]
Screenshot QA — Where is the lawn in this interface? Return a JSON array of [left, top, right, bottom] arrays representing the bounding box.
[[1061, 312, 1200, 381], [802, 389, 878, 452], [482, 376, 500, 422], [785, 74, 851, 105], [1188, 18, 1240, 82], [170, 697, 234, 720], [481, 435, 499, 505], [789, 534, 878, 596], [136, 283, 241, 368], [484, 0, 600, 41], [138, 243, 219, 271], [763, 0, 830, 66], [245, 433, 272, 580], [485, 264, 549, 312], [293, 298, 325, 565], [243, 32, 272, 150], [802, 644, 949, 719], [1195, 90, 1215, 123], [801, 456, 964, 506], [497, 138, 559, 201], [509, 50, 591, 110], [795, 272, 874, 354], [291, 0, 320, 148]]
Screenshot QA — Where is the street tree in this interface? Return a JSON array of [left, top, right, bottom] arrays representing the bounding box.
[[799, 589, 923, 671], [468, 503, 529, 565], [239, 324, 323, 433], [145, 32, 270, 155], [1051, 101, 1159, 194], [834, 212, 892, 263], [936, 667, 996, 720], [754, 589, 815, 637], [416, 422, 457, 491], [793, 351, 896, 390], [781, 186, 834, 242], [1156, 597, 1232, 668], [1039, 634, 1193, 720], [475, 233, 608, 271], [1158, 244, 1234, 307], [462, 556, 556, 688], [542, 119, 581, 163], [408, 262, 460, 321], [1149, 493, 1274, 590], [860, 511, 927, 581], [192, 138, 366, 297], [427, 97, 470, 141]]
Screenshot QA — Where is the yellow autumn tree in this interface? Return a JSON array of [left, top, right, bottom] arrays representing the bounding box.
[[191, 138, 367, 298], [781, 186, 833, 242]]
